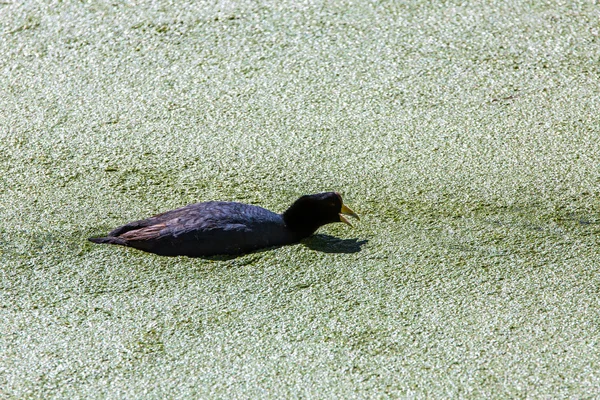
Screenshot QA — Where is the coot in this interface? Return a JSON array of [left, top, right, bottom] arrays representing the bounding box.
[[88, 192, 359, 257]]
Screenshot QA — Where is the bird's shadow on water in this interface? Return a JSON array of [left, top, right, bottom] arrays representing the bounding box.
[[85, 229, 367, 261], [204, 235, 368, 261], [301, 234, 368, 254]]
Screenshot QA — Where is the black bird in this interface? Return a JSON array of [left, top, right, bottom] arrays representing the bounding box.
[[88, 192, 359, 257]]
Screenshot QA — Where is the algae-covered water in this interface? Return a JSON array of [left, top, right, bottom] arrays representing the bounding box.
[[2, 0, 600, 397]]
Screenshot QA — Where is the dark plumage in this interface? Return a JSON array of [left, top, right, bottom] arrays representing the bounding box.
[[89, 192, 359, 257]]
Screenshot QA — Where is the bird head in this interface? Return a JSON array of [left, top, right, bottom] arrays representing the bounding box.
[[283, 192, 359, 237]]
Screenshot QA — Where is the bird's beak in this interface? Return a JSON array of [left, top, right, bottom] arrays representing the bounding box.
[[339, 204, 359, 227]]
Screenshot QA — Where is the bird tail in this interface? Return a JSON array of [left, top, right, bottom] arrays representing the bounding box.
[[88, 236, 128, 246]]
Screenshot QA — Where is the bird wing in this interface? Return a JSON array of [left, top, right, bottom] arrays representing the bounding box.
[[107, 203, 205, 237], [108, 202, 261, 241], [116, 213, 251, 242], [119, 223, 168, 241]]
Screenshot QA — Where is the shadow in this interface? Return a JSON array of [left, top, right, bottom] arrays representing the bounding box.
[[302, 234, 368, 254], [86, 228, 368, 259]]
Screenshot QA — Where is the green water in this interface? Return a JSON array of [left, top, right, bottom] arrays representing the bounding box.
[[1, 0, 599, 397]]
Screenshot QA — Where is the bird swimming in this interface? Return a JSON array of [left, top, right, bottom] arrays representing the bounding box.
[[88, 192, 359, 257]]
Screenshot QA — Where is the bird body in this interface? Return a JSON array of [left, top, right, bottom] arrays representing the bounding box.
[[89, 192, 358, 257]]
